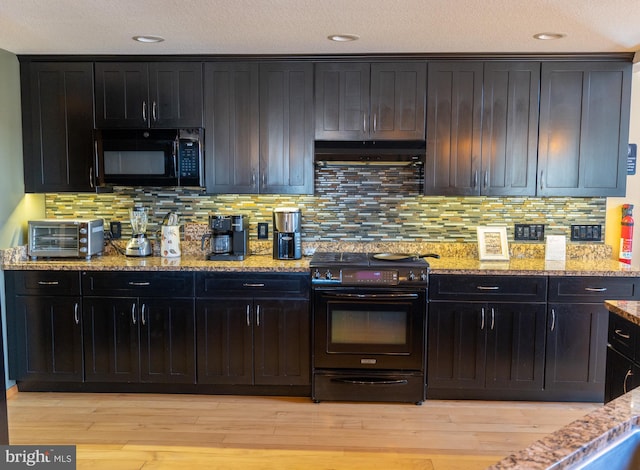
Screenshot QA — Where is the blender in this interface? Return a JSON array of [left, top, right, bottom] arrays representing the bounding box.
[[125, 206, 152, 257]]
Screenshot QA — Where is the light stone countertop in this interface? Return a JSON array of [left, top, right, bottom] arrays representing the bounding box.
[[604, 300, 640, 326]]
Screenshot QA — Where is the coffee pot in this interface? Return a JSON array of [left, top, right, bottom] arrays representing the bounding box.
[[202, 214, 249, 261], [273, 207, 302, 260]]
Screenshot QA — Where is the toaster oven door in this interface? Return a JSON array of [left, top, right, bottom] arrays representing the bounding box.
[[29, 223, 80, 258]]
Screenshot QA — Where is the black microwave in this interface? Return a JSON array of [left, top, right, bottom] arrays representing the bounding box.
[[95, 128, 203, 187]]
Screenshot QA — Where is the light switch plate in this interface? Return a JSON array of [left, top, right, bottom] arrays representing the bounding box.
[[258, 223, 269, 239], [570, 224, 602, 241], [514, 224, 545, 241]]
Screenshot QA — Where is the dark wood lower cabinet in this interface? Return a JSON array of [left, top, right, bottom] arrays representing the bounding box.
[[544, 304, 608, 401], [83, 297, 196, 384], [196, 296, 310, 386], [427, 301, 546, 399]]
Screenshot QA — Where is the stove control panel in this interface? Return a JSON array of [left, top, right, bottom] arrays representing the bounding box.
[[311, 268, 428, 285]]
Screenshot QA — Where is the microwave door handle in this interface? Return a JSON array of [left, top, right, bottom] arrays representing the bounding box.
[[173, 141, 178, 178]]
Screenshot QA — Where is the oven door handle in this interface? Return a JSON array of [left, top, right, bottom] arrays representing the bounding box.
[[321, 293, 419, 300], [331, 377, 409, 386]]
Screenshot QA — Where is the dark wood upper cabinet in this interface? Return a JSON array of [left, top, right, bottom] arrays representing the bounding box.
[[315, 62, 426, 140], [21, 61, 95, 192], [259, 62, 314, 194], [537, 61, 632, 197], [94, 62, 203, 128], [204, 62, 260, 194], [481, 62, 540, 196], [425, 62, 484, 195], [205, 61, 313, 194], [425, 61, 539, 196]]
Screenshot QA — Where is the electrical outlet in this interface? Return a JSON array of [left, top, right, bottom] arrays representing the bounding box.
[[570, 224, 602, 241], [258, 222, 269, 239], [514, 224, 545, 241], [109, 221, 122, 239]]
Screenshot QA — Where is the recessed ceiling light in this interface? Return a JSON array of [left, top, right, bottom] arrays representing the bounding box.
[[132, 35, 165, 43], [328, 34, 360, 42], [533, 32, 566, 40]]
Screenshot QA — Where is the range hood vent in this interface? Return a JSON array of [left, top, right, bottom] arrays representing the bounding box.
[[314, 140, 426, 167]]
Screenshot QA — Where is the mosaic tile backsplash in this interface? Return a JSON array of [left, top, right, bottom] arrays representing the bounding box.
[[44, 166, 606, 244]]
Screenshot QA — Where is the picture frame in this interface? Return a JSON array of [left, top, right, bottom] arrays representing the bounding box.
[[477, 226, 510, 261]]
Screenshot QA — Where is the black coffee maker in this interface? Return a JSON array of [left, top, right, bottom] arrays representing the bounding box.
[[273, 208, 302, 260], [202, 215, 249, 261]]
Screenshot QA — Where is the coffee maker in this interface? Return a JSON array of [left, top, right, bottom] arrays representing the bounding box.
[[202, 215, 249, 261], [273, 207, 302, 260]]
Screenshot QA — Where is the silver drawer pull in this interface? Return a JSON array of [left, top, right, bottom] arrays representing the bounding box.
[[615, 329, 631, 340], [38, 281, 60, 285], [477, 286, 500, 290], [585, 287, 607, 292], [128, 281, 151, 286], [243, 283, 265, 288]]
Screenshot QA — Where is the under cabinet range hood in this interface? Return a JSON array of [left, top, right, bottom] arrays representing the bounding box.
[[314, 141, 426, 167]]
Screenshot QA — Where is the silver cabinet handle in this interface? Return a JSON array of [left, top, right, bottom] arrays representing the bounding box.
[[585, 287, 608, 292], [74, 303, 80, 325], [128, 281, 151, 286], [477, 286, 500, 291], [483, 170, 488, 189], [473, 170, 478, 189], [152, 101, 157, 122], [141, 304, 146, 326], [38, 281, 60, 286], [262, 173, 266, 188], [491, 307, 495, 330], [256, 305, 261, 327], [246, 305, 251, 326], [615, 329, 631, 340], [481, 307, 485, 330], [94, 140, 100, 179], [373, 113, 377, 134], [550, 308, 556, 332], [624, 369, 634, 394], [252, 172, 257, 188], [243, 283, 265, 288], [89, 165, 94, 189], [131, 303, 137, 325], [539, 170, 544, 191], [363, 112, 367, 133]]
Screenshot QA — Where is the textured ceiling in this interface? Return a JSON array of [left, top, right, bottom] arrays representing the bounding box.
[[0, 0, 639, 55]]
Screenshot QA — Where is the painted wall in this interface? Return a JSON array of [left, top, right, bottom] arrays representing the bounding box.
[[606, 69, 640, 268], [0, 49, 45, 390]]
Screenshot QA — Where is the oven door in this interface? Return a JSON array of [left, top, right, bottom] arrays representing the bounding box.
[[313, 287, 426, 371]]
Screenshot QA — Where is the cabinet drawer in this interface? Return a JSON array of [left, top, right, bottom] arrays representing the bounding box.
[[549, 277, 640, 302], [429, 275, 547, 302], [609, 313, 636, 361], [82, 271, 194, 297], [9, 270, 81, 295], [196, 272, 310, 297]]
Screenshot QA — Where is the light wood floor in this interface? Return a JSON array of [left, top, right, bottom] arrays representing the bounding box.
[[6, 391, 599, 470]]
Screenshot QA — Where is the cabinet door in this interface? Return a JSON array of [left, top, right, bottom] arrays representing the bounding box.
[[545, 303, 608, 401], [148, 62, 203, 128], [83, 297, 140, 383], [314, 62, 370, 140], [22, 62, 95, 192], [605, 347, 640, 403], [12, 296, 83, 382], [538, 62, 631, 196], [95, 62, 149, 128], [485, 302, 546, 391], [481, 62, 539, 196], [425, 62, 483, 195], [195, 298, 253, 385], [204, 62, 259, 193], [427, 301, 485, 390], [253, 298, 310, 386], [259, 62, 314, 194], [139, 298, 196, 384], [370, 62, 426, 140]]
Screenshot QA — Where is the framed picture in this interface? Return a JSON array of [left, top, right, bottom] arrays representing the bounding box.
[[477, 226, 510, 261]]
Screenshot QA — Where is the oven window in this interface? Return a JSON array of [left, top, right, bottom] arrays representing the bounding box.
[[104, 150, 166, 175], [331, 309, 408, 345]]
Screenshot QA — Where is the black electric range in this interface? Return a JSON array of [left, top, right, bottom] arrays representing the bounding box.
[[309, 251, 429, 287]]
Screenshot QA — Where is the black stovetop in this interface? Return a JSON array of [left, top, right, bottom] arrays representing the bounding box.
[[309, 251, 429, 268]]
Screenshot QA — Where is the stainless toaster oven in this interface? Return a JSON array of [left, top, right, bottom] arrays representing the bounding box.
[[28, 219, 104, 260]]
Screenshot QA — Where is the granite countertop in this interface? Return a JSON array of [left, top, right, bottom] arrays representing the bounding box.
[[2, 250, 638, 276], [604, 300, 640, 326], [489, 388, 640, 469]]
